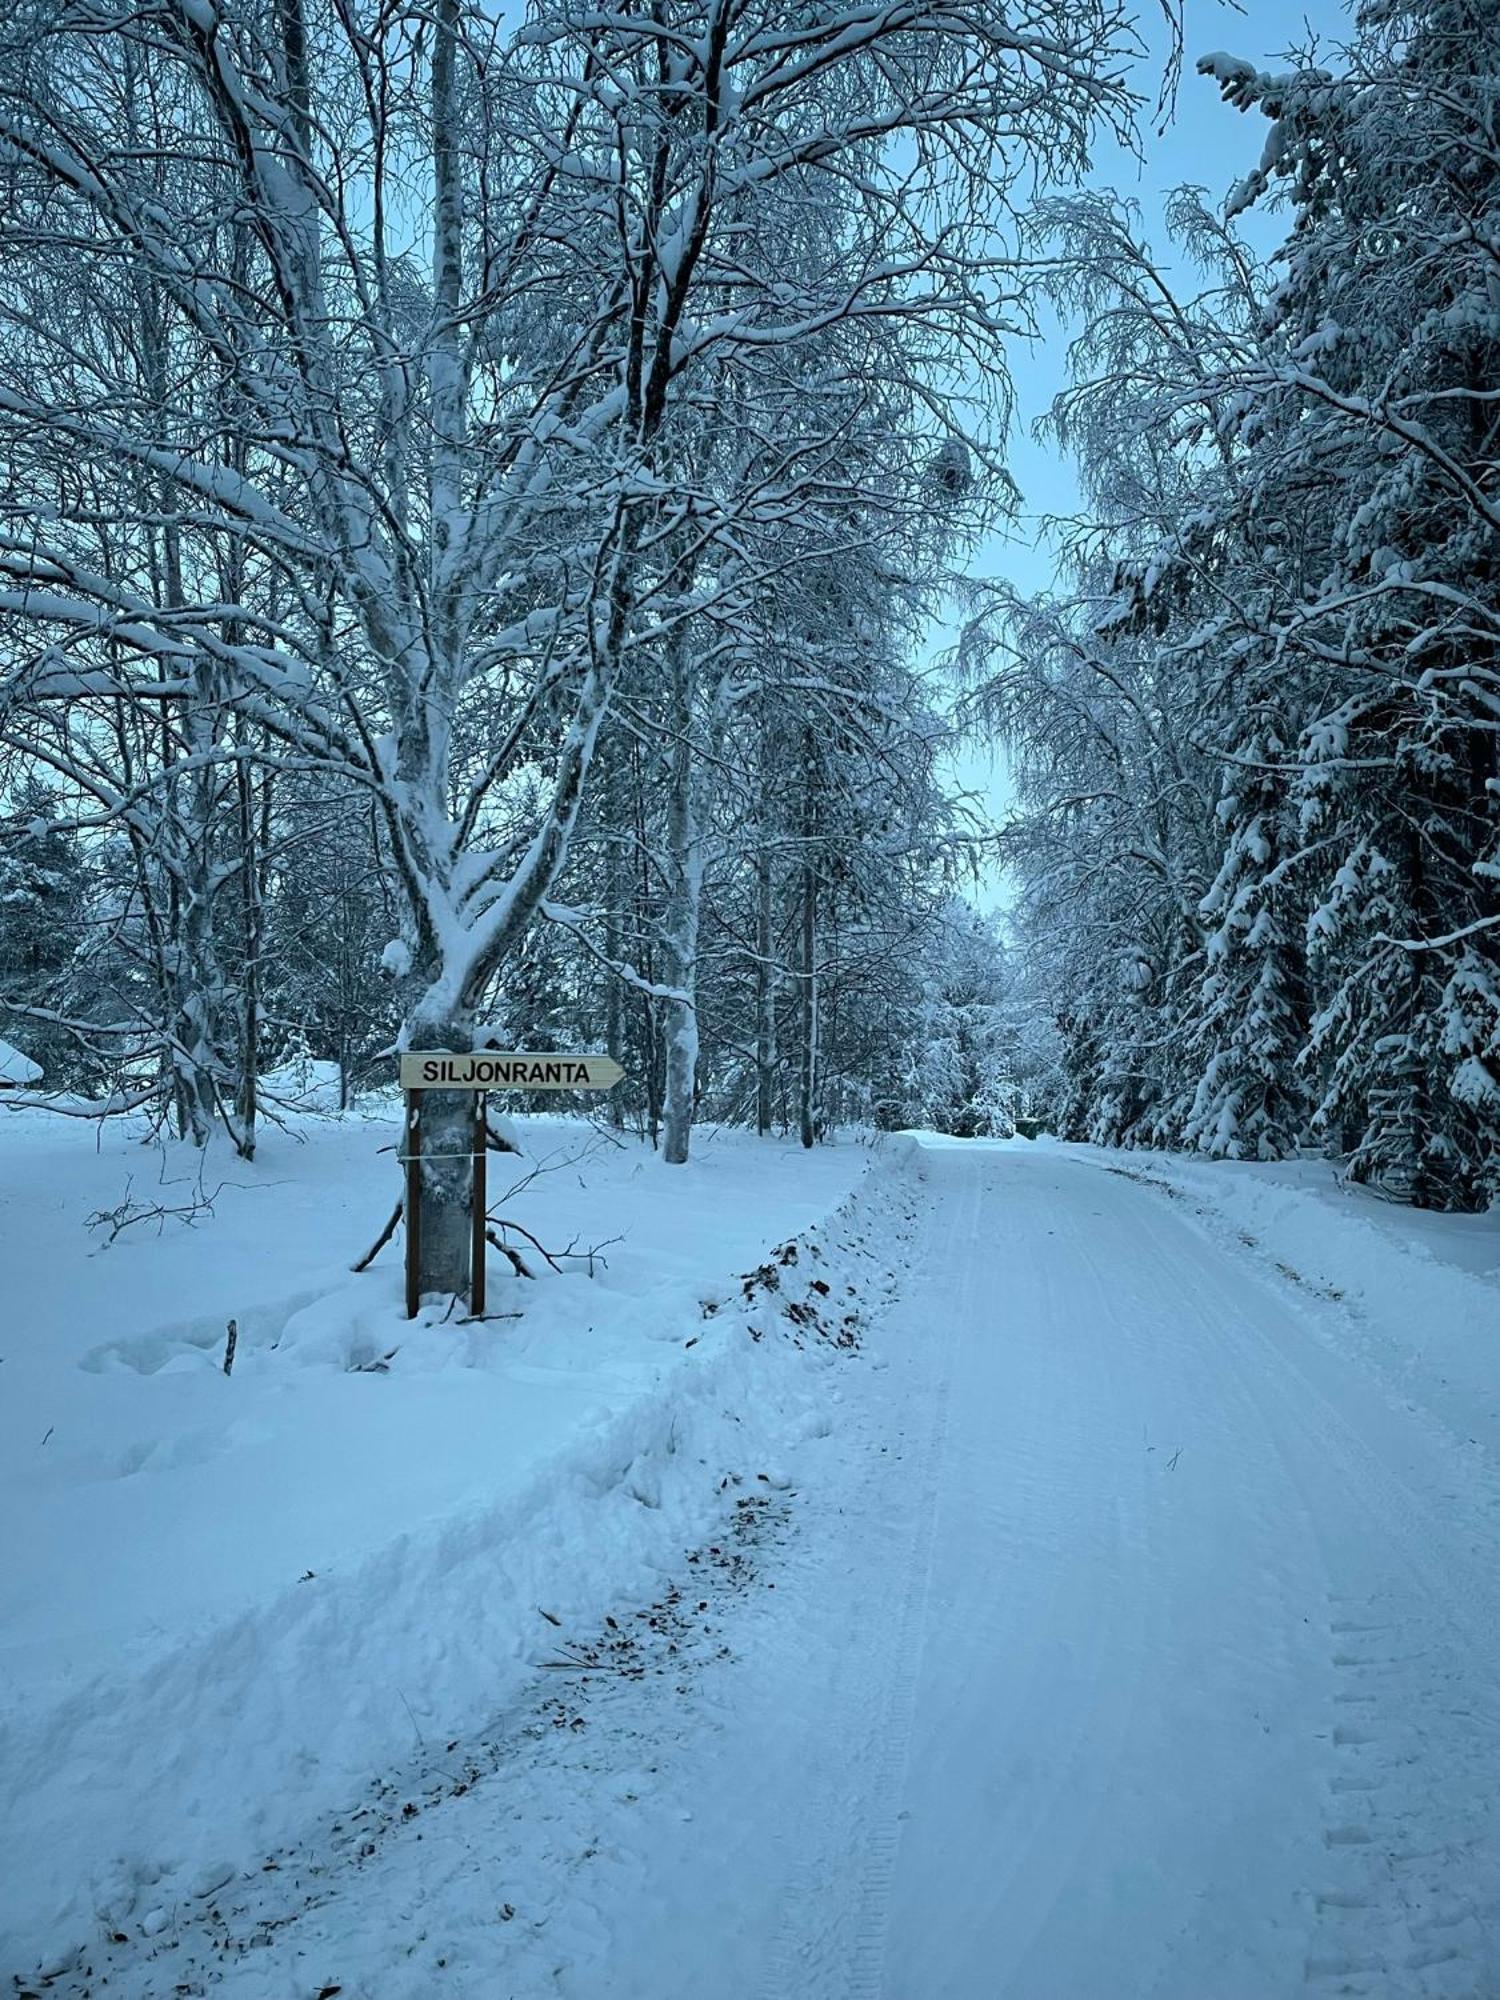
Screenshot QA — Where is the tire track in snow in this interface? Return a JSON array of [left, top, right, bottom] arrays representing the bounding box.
[[1114, 1166, 1500, 1998], [1250, 1401, 1500, 1997], [759, 1154, 969, 2000], [925, 1162, 1163, 1996], [991, 1167, 1328, 2000], [1231, 1357, 1500, 1994], [838, 1159, 974, 2000], [774, 1150, 1172, 2000], [1310, 1587, 1491, 1997]]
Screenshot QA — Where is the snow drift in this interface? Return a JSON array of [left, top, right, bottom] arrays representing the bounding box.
[[0, 1119, 922, 1980]]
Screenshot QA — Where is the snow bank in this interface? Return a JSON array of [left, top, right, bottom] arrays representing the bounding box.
[[1073, 1147, 1500, 1462], [0, 1115, 914, 1978]]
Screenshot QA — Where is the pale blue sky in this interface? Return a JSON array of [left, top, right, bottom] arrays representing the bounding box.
[[953, 0, 1352, 907]]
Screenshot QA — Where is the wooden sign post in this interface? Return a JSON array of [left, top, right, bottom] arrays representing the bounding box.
[[399, 1051, 625, 1319]]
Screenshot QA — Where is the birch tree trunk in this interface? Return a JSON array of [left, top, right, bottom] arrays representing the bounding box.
[[660, 621, 700, 1164], [798, 730, 820, 1150], [405, 1020, 480, 1304], [171, 609, 225, 1150], [755, 847, 777, 1138], [603, 747, 628, 1132], [798, 867, 819, 1149], [234, 754, 261, 1158]]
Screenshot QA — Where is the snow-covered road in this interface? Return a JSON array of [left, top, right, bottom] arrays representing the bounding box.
[[51, 1141, 1500, 1999]]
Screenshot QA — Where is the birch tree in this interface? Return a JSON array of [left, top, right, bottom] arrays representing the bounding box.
[[1, 0, 1143, 1285]]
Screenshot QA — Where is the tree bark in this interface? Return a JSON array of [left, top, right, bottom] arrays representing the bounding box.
[[755, 847, 776, 1138], [603, 746, 628, 1131], [234, 753, 260, 1159], [661, 622, 700, 1165], [407, 1021, 479, 1302], [798, 729, 819, 1150]]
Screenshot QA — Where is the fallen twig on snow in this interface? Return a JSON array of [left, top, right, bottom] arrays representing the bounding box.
[[87, 1170, 227, 1242], [352, 1200, 403, 1272]]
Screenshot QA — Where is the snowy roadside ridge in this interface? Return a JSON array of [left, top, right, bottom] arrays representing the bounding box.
[[1079, 1146, 1500, 1464], [28, 1488, 803, 2000], [2, 1135, 923, 1987], [703, 1140, 917, 1354]]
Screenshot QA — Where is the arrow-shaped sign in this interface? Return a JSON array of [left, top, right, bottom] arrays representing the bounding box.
[[399, 1051, 626, 1091]]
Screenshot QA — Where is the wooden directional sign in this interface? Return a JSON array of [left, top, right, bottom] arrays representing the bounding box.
[[399, 1051, 625, 1091]]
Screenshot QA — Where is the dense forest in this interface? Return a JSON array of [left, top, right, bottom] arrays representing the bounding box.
[[974, 0, 1500, 1210], [0, 0, 1075, 1295], [0, 0, 1495, 1260]]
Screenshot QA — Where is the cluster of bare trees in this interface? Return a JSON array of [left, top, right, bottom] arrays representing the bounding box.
[[0, 0, 1148, 1288]]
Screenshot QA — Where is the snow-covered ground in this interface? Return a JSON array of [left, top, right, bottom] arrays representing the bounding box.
[[1076, 1145, 1500, 1469], [0, 1106, 878, 1980], [6, 1123, 1500, 1997]]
